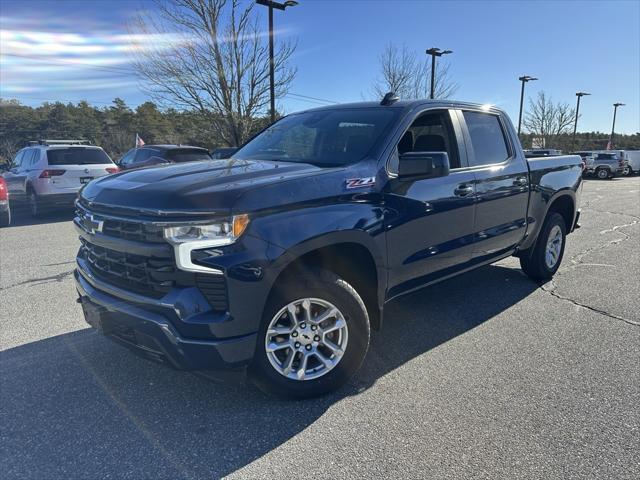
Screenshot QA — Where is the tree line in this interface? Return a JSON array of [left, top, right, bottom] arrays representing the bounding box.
[[0, 97, 271, 164]]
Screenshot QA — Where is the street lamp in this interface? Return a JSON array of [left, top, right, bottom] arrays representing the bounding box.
[[517, 75, 538, 136], [256, 0, 298, 123], [608, 102, 625, 149], [425, 47, 453, 99], [572, 92, 591, 149]]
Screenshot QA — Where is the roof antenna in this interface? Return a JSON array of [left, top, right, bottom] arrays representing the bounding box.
[[380, 91, 399, 106]]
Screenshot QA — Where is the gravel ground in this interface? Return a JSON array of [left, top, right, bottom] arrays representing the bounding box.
[[1, 177, 638, 480]]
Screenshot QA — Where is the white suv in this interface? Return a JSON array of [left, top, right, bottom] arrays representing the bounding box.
[[3, 140, 118, 216]]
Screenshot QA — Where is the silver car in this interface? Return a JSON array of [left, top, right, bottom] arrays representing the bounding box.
[[2, 140, 118, 216]]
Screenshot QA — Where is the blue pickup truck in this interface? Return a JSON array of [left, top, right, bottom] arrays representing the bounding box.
[[74, 97, 582, 398]]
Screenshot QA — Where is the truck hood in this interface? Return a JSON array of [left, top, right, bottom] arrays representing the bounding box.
[[80, 158, 327, 214]]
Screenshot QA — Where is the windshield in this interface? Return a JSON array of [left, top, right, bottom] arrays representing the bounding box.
[[233, 108, 400, 166], [47, 148, 113, 165], [166, 149, 212, 163]]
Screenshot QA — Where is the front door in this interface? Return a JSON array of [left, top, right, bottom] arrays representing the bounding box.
[[384, 109, 477, 299]]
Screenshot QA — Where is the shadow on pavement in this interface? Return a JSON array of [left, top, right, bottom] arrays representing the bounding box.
[[1, 264, 537, 479], [4, 207, 75, 228]]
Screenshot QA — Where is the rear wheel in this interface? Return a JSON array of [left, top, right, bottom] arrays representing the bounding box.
[[519, 212, 567, 281], [623, 166, 632, 176], [249, 268, 370, 399]]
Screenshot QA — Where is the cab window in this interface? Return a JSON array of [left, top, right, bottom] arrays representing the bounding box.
[[390, 110, 460, 173], [463, 111, 511, 166]]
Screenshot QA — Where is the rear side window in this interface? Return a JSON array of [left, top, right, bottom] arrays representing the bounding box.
[[47, 148, 113, 165], [463, 111, 510, 166], [166, 149, 212, 163], [133, 148, 158, 163]]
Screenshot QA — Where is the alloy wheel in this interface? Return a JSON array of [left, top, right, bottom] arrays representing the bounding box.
[[265, 298, 348, 381]]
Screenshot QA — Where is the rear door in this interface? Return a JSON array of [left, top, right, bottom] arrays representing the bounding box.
[[458, 109, 529, 262], [384, 108, 477, 298], [45, 147, 114, 192]]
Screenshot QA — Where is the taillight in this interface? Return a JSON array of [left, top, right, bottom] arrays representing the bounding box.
[[0, 177, 8, 201], [39, 169, 66, 178], [105, 167, 119, 174]]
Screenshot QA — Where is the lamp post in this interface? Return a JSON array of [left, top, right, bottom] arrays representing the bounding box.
[[608, 102, 625, 149], [425, 47, 452, 99], [517, 75, 538, 136], [256, 0, 298, 124], [572, 92, 590, 150]]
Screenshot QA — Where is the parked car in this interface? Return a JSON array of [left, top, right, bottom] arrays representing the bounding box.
[[624, 150, 640, 175], [118, 145, 212, 170], [210, 147, 238, 159], [2, 140, 118, 217], [0, 176, 10, 227], [523, 148, 563, 158], [584, 152, 625, 179], [74, 98, 583, 398]]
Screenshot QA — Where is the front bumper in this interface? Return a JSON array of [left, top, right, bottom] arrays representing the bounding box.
[[75, 265, 257, 371]]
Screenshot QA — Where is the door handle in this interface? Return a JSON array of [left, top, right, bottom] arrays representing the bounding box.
[[513, 176, 528, 187], [454, 184, 474, 197]]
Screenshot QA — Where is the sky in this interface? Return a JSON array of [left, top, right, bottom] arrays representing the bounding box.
[[1, 0, 639, 134]]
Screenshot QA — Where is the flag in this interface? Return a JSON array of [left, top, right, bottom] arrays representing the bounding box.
[[135, 134, 145, 148]]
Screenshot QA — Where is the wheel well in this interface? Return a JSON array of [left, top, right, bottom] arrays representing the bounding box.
[[547, 195, 574, 232], [274, 243, 381, 330]]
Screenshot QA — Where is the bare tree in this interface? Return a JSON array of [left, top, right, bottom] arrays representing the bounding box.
[[372, 43, 458, 100], [523, 91, 576, 147], [131, 0, 296, 146]]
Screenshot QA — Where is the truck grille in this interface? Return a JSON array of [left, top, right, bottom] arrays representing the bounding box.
[[76, 203, 229, 311], [102, 219, 165, 243], [80, 239, 174, 299]]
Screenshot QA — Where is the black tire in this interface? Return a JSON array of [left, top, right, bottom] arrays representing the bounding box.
[[595, 168, 610, 180], [249, 268, 370, 399], [519, 212, 567, 281], [0, 206, 10, 227], [28, 190, 41, 217]]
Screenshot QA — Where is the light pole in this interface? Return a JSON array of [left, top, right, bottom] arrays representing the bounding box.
[[256, 0, 298, 124], [517, 75, 538, 136], [608, 102, 625, 149], [572, 92, 590, 150], [425, 47, 452, 99]]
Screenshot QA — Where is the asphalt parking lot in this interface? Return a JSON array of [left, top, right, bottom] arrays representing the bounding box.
[[1, 177, 639, 479]]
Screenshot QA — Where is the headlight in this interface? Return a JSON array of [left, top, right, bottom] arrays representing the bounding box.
[[163, 214, 249, 274], [163, 214, 249, 244]]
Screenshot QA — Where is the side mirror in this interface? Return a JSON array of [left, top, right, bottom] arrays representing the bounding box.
[[398, 151, 450, 179]]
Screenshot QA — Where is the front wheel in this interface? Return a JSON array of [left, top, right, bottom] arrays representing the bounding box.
[[0, 206, 10, 227], [596, 168, 610, 180], [249, 268, 370, 399], [519, 212, 567, 281]]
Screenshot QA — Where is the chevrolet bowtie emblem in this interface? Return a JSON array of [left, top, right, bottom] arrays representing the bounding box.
[[84, 213, 104, 234]]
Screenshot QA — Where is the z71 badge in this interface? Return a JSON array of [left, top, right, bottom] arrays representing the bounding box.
[[345, 177, 376, 189]]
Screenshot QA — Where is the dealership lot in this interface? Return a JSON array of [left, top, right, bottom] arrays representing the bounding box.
[[1, 178, 638, 479]]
